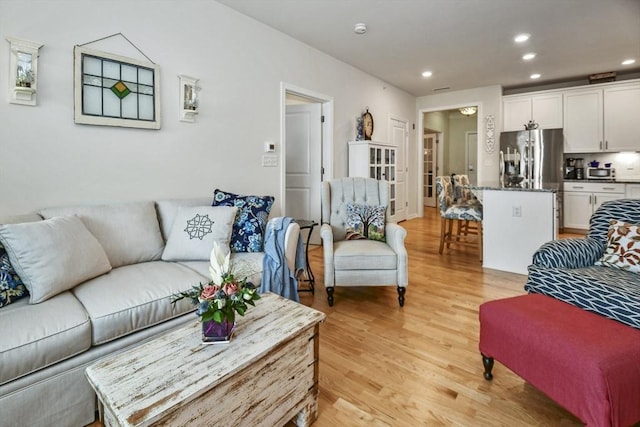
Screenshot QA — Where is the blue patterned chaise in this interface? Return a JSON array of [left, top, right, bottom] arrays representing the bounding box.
[[525, 199, 640, 329]]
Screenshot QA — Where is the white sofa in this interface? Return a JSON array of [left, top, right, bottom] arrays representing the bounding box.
[[0, 198, 299, 427]]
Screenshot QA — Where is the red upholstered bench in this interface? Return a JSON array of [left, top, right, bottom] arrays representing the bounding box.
[[479, 294, 640, 427]]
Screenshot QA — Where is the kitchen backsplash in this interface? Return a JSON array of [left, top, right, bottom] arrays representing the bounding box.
[[564, 152, 640, 180]]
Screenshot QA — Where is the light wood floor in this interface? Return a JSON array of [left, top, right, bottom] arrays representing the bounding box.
[[90, 208, 584, 426], [298, 207, 583, 426]]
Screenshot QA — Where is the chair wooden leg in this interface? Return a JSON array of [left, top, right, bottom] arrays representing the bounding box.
[[456, 220, 463, 242], [439, 218, 446, 254], [478, 221, 483, 262], [446, 219, 454, 249], [326, 286, 334, 306], [397, 286, 406, 307]]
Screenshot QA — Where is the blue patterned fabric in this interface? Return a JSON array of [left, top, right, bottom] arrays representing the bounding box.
[[531, 237, 604, 269], [525, 199, 640, 329], [526, 265, 640, 329], [212, 189, 274, 252], [436, 176, 482, 221], [0, 242, 28, 307]]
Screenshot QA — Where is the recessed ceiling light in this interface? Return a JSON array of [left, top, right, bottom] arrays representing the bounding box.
[[421, 71, 433, 78], [530, 73, 541, 79], [622, 59, 636, 65], [353, 23, 367, 35], [514, 33, 530, 43], [522, 53, 536, 60]]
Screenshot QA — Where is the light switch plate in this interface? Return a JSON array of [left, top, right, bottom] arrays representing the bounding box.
[[262, 155, 278, 167]]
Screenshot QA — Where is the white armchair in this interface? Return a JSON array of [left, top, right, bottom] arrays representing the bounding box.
[[320, 177, 408, 307]]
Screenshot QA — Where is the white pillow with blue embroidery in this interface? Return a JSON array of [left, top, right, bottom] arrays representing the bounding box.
[[161, 206, 237, 261], [595, 219, 640, 273]]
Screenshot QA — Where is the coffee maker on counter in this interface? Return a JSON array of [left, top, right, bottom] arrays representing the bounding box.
[[565, 158, 584, 180]]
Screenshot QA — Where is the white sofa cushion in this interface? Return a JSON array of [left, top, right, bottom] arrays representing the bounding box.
[[0, 292, 91, 385], [161, 206, 237, 261], [40, 202, 165, 268], [71, 261, 207, 345], [0, 216, 112, 303]]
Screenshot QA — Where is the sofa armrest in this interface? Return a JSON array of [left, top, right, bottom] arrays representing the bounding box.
[[283, 221, 301, 273], [386, 223, 408, 287], [320, 223, 335, 287], [531, 237, 604, 269]]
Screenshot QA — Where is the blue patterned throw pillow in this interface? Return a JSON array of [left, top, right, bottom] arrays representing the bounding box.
[[0, 242, 28, 307], [345, 202, 386, 242], [212, 189, 274, 252]]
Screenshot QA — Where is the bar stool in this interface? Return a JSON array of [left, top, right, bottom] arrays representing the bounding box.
[[436, 176, 483, 260]]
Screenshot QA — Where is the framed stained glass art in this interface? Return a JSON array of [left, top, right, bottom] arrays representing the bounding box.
[[73, 46, 161, 129]]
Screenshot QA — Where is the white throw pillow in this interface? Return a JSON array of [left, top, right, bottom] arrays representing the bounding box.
[[595, 219, 640, 273], [161, 206, 237, 261], [0, 215, 112, 303]]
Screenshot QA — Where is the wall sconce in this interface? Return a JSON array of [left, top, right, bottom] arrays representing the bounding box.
[[178, 74, 199, 122], [6, 36, 44, 106]]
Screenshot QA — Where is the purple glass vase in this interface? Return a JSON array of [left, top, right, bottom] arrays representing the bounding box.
[[201, 319, 236, 343]]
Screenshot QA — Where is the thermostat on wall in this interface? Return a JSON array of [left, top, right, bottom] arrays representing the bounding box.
[[265, 142, 276, 152]]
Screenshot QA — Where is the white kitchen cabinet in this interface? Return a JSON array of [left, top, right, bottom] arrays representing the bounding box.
[[563, 182, 625, 230], [503, 92, 563, 131], [626, 184, 640, 198], [563, 88, 603, 153], [348, 140, 398, 221], [563, 82, 640, 153], [604, 84, 640, 151]]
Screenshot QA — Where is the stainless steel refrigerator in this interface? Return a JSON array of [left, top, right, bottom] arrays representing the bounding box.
[[499, 128, 564, 190], [499, 126, 564, 228]]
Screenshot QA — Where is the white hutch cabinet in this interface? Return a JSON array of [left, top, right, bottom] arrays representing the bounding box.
[[348, 140, 398, 221]]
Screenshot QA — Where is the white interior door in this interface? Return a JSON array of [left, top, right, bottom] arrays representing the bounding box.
[[423, 132, 438, 207], [466, 132, 478, 185], [391, 118, 407, 222], [285, 103, 322, 244]]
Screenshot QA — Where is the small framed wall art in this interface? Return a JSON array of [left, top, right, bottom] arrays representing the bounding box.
[[6, 36, 44, 106], [178, 74, 199, 122], [73, 45, 161, 129]]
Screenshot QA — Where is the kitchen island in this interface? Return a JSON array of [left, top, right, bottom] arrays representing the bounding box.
[[475, 186, 558, 275]]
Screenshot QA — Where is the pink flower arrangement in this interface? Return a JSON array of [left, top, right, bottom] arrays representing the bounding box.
[[171, 242, 260, 324]]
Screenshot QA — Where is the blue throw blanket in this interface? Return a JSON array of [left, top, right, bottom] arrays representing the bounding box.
[[260, 217, 305, 302]]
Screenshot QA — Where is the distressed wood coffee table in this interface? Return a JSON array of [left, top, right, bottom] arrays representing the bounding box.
[[86, 293, 326, 427]]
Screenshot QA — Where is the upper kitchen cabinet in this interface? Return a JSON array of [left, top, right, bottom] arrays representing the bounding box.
[[563, 81, 640, 153], [604, 83, 640, 151], [503, 92, 563, 131], [563, 88, 603, 153]]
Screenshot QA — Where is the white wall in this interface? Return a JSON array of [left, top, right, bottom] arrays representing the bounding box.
[[417, 86, 503, 193], [0, 0, 415, 217]]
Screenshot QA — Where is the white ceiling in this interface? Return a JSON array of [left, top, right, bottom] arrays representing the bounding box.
[[216, 0, 640, 96]]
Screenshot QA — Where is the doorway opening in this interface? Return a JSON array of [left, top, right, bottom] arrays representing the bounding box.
[[281, 83, 333, 245], [418, 104, 480, 216]]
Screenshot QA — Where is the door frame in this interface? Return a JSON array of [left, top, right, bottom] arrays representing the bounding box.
[[388, 114, 409, 222], [465, 131, 478, 185], [417, 102, 483, 217], [280, 82, 334, 219]]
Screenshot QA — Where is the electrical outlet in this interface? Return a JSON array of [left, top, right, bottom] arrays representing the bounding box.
[[512, 205, 522, 217]]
